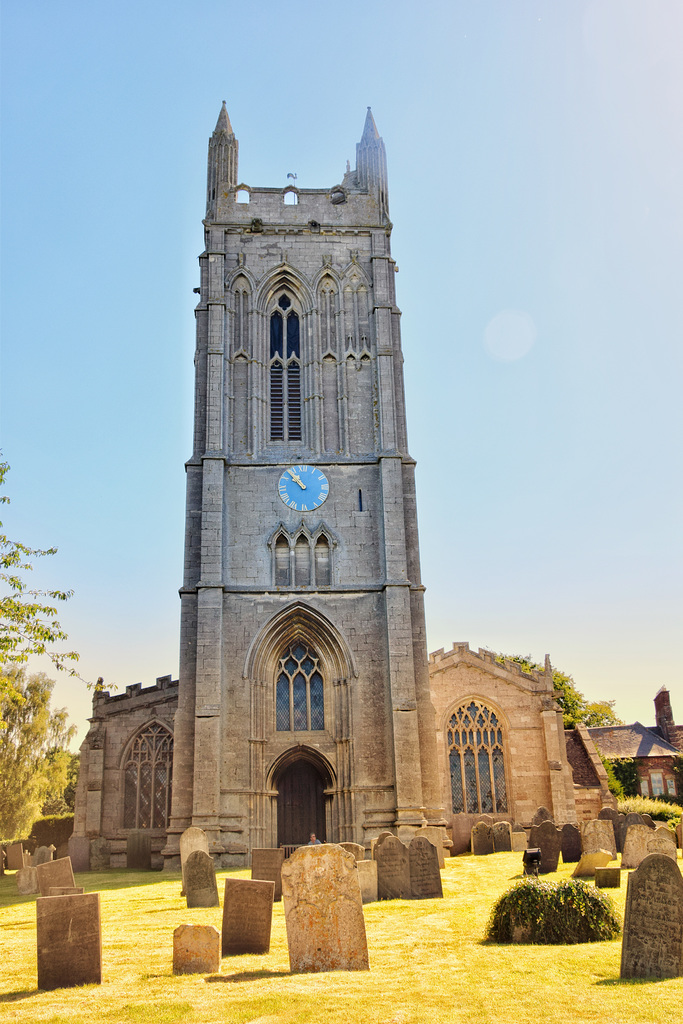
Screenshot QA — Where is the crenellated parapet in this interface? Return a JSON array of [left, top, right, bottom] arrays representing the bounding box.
[[429, 642, 554, 693]]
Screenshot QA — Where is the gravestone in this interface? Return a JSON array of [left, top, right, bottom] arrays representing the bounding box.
[[49, 886, 84, 895], [180, 826, 209, 895], [529, 820, 562, 873], [678, 820, 682, 849], [531, 806, 554, 827], [356, 859, 378, 904], [581, 819, 617, 860], [371, 831, 394, 859], [185, 850, 219, 908], [511, 831, 528, 852], [647, 832, 678, 862], [376, 836, 411, 899], [281, 844, 369, 972], [127, 830, 152, 869], [622, 824, 656, 870], [595, 867, 620, 888], [68, 836, 91, 873], [560, 823, 582, 863], [625, 812, 644, 827], [621, 854, 683, 979], [6, 842, 24, 870], [16, 866, 40, 894], [339, 842, 366, 862], [408, 837, 443, 899], [572, 850, 612, 877], [470, 822, 494, 856], [173, 924, 220, 975], [34, 846, 55, 866], [222, 878, 275, 955], [475, 814, 495, 826], [36, 893, 102, 989], [251, 848, 285, 901], [89, 837, 110, 871], [492, 821, 512, 852], [415, 827, 446, 868], [598, 808, 626, 853], [641, 813, 656, 829], [36, 857, 75, 897]]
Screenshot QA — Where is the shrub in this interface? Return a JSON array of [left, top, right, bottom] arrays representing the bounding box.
[[486, 878, 621, 944], [27, 814, 74, 852], [617, 795, 682, 827], [606, 757, 639, 797]]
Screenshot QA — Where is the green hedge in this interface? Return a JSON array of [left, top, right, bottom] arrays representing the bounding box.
[[487, 878, 621, 944], [617, 795, 682, 827], [27, 814, 74, 851]]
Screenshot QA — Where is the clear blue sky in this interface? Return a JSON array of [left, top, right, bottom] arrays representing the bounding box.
[[2, 1, 681, 745]]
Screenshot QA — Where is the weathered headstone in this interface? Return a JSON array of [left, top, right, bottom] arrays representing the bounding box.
[[572, 849, 612, 877], [185, 849, 219, 908], [173, 924, 220, 975], [529, 820, 562, 873], [595, 867, 620, 888], [251, 847, 285, 901], [179, 826, 209, 894], [376, 836, 411, 899], [356, 859, 378, 904], [511, 831, 528, 852], [89, 837, 110, 871], [625, 812, 644, 828], [222, 878, 275, 955], [475, 814, 495, 826], [622, 824, 656, 870], [36, 893, 102, 989], [621, 854, 683, 979], [531, 806, 554, 827], [371, 831, 394, 859], [647, 831, 678, 862], [415, 827, 446, 868], [560, 823, 582, 863], [49, 886, 84, 896], [6, 842, 24, 870], [598, 807, 626, 852], [470, 822, 494, 856], [36, 857, 75, 897], [678, 820, 682, 849], [408, 836, 443, 899], [339, 842, 366, 862], [34, 846, 55, 866], [581, 819, 617, 860], [126, 829, 152, 870], [68, 835, 91, 873], [641, 813, 656, 830], [492, 821, 512, 853], [281, 845, 369, 972], [16, 866, 40, 894]]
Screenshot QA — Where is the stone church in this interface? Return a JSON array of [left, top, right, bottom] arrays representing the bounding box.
[[73, 106, 608, 868]]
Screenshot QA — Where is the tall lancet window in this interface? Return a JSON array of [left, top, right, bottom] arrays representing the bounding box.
[[123, 723, 173, 829], [275, 642, 324, 731], [269, 294, 301, 441], [447, 701, 507, 815]]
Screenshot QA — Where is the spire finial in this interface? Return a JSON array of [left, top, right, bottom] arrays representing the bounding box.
[[214, 100, 233, 135], [361, 106, 380, 143]]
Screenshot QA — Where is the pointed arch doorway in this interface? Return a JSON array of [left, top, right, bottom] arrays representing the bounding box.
[[272, 748, 334, 847]]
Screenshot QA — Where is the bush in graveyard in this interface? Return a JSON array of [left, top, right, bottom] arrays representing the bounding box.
[[617, 795, 682, 827], [486, 878, 621, 945], [28, 813, 74, 853]]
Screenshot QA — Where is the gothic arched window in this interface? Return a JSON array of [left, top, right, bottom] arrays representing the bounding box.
[[123, 723, 173, 829], [447, 701, 507, 815], [276, 642, 324, 731], [269, 294, 301, 441]]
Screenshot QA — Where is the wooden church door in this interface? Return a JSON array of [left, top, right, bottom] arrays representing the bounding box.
[[277, 759, 326, 846]]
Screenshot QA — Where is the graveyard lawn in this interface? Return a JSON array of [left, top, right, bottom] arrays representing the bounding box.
[[1, 853, 681, 1024]]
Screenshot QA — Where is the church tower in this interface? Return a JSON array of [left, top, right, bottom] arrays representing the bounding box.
[[164, 104, 446, 865]]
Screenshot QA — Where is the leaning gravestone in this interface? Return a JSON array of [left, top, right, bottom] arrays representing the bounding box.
[[560, 823, 582, 863], [68, 836, 91, 873], [356, 859, 378, 904], [529, 820, 562, 873], [415, 827, 446, 868], [471, 822, 494, 856], [16, 866, 40, 895], [371, 831, 394, 859], [222, 878, 275, 955], [647, 831, 678, 863], [409, 836, 443, 899], [581, 819, 617, 860], [251, 848, 285, 901], [376, 836, 411, 900], [641, 814, 656, 830], [622, 824, 655, 870], [89, 837, 110, 871], [185, 850, 219, 908], [281, 844, 369, 972], [34, 846, 55, 866], [571, 850, 612, 878], [173, 924, 220, 975], [621, 854, 683, 979], [531, 806, 554, 827], [339, 842, 366, 863], [492, 822, 512, 852], [180, 826, 209, 894], [127, 830, 152, 869], [6, 842, 24, 870], [36, 857, 75, 897], [36, 893, 102, 989]]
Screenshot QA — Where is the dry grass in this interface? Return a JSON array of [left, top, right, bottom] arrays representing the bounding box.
[[1, 852, 682, 1024]]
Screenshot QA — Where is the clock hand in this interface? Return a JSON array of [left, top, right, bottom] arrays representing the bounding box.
[[287, 469, 307, 489]]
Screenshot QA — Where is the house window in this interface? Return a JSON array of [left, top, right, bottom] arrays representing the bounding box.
[[447, 701, 507, 814], [275, 642, 324, 731], [651, 771, 664, 796], [123, 723, 173, 829], [269, 301, 301, 441], [640, 778, 650, 797], [667, 778, 676, 796]]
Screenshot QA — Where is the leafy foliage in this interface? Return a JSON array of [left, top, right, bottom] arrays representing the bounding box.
[[498, 653, 621, 728], [617, 794, 682, 827], [28, 813, 74, 852], [673, 756, 683, 800], [486, 877, 621, 944], [600, 755, 624, 798], [606, 757, 640, 798]]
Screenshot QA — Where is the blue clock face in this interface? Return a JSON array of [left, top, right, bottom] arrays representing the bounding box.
[[278, 465, 329, 511]]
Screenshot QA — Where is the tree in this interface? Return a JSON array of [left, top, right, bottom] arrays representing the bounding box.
[[499, 654, 622, 729], [0, 665, 76, 838]]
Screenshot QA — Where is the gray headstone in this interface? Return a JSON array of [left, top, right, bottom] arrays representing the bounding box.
[[89, 838, 110, 871], [492, 821, 512, 852], [185, 849, 219, 908], [475, 814, 495, 826], [641, 814, 656, 830], [371, 831, 394, 859], [581, 819, 617, 859], [531, 806, 554, 827], [16, 866, 40, 894], [529, 820, 562, 873], [222, 878, 275, 955], [126, 830, 152, 870], [356, 859, 378, 904], [34, 846, 55, 866], [36, 893, 102, 989], [251, 847, 285, 901], [622, 824, 656, 870], [414, 827, 446, 868], [179, 826, 209, 895], [471, 822, 494, 856], [281, 845, 369, 972], [376, 836, 411, 899], [339, 842, 366, 862], [36, 857, 75, 897], [6, 842, 24, 870], [560, 823, 582, 863], [647, 831, 678, 862], [511, 831, 528, 852], [598, 807, 626, 853], [408, 836, 443, 899], [625, 812, 645, 827], [621, 854, 683, 979], [68, 836, 91, 873]]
